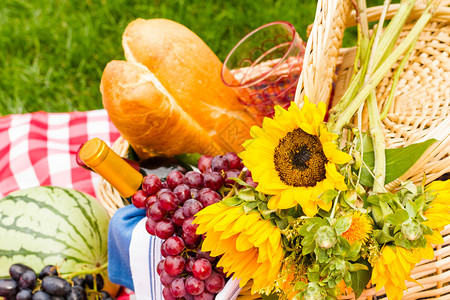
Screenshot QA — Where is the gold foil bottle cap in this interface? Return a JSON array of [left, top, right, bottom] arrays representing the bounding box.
[[79, 138, 143, 198]]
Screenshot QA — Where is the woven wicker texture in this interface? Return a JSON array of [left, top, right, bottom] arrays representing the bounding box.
[[333, 2, 450, 189]]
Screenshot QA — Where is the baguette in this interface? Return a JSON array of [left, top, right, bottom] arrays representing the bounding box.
[[101, 18, 257, 158]]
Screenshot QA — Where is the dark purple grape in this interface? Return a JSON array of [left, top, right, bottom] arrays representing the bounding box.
[[157, 191, 179, 212], [210, 156, 229, 173], [19, 270, 37, 290], [170, 277, 186, 298], [185, 276, 204, 296], [182, 217, 199, 237], [9, 264, 33, 281], [225, 152, 242, 170], [204, 271, 225, 293], [185, 171, 204, 189], [131, 190, 147, 209], [71, 276, 86, 288], [182, 199, 204, 218], [66, 286, 87, 300], [142, 174, 162, 196], [173, 184, 191, 204], [164, 236, 185, 256], [198, 189, 221, 207], [197, 155, 213, 173], [155, 219, 175, 240], [0, 279, 18, 298], [183, 233, 202, 249], [85, 274, 104, 290], [203, 172, 224, 191], [164, 255, 185, 277], [192, 258, 212, 280], [162, 286, 176, 300], [16, 289, 32, 300], [160, 270, 176, 287], [166, 171, 186, 189], [32, 291, 51, 300], [41, 276, 71, 296], [172, 208, 186, 226], [38, 265, 58, 280]]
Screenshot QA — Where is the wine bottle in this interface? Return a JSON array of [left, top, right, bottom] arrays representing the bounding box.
[[78, 138, 143, 199]]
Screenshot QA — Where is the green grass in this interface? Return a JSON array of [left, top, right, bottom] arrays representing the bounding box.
[[0, 0, 384, 116]]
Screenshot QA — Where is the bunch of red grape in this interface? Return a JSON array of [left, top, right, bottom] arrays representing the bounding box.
[[0, 263, 112, 300], [131, 152, 256, 300]]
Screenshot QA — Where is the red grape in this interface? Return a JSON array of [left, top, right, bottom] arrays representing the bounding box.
[[194, 291, 214, 300], [161, 242, 169, 258], [142, 174, 162, 196], [182, 217, 199, 237], [164, 236, 185, 256], [157, 260, 165, 275], [173, 184, 191, 204], [145, 195, 157, 208], [172, 208, 186, 226], [204, 271, 225, 293], [225, 152, 242, 170], [157, 191, 179, 212], [185, 276, 204, 296], [164, 255, 185, 277], [211, 155, 230, 173], [170, 277, 186, 298], [155, 219, 175, 240], [196, 251, 216, 264], [183, 233, 202, 249], [131, 190, 147, 209], [162, 286, 176, 300], [185, 171, 204, 189], [192, 258, 212, 280], [183, 199, 204, 218], [145, 218, 157, 235], [190, 188, 200, 200], [197, 155, 213, 173], [225, 169, 241, 188], [203, 172, 224, 191], [185, 257, 196, 274], [166, 170, 186, 189], [160, 270, 176, 287], [245, 176, 258, 188], [148, 203, 165, 222], [198, 189, 221, 208]]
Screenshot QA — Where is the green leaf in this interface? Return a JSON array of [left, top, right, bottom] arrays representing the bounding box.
[[360, 139, 436, 187], [276, 218, 289, 230], [174, 153, 201, 169], [349, 258, 372, 299], [243, 201, 258, 213], [221, 196, 244, 207], [302, 242, 315, 255], [237, 188, 256, 202], [385, 209, 410, 225], [320, 189, 339, 204], [335, 215, 352, 235], [355, 132, 374, 153]]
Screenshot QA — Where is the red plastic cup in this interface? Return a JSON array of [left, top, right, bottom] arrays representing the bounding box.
[[221, 21, 305, 120]]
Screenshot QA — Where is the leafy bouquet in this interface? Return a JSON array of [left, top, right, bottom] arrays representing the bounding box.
[[193, 1, 450, 299]]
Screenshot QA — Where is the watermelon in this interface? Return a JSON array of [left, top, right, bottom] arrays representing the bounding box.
[[0, 186, 110, 277]]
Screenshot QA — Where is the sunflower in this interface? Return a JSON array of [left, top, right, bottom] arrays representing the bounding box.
[[194, 202, 283, 294], [424, 179, 450, 231], [341, 211, 372, 244], [239, 98, 352, 216], [371, 231, 443, 300]]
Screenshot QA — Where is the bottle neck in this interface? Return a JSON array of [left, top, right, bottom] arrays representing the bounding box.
[[78, 138, 143, 198]]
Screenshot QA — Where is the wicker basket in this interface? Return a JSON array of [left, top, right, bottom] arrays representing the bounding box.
[[295, 0, 450, 299]]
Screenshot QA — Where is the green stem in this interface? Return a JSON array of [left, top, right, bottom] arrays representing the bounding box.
[[329, 192, 341, 219], [330, 3, 435, 134], [367, 91, 386, 192], [61, 263, 108, 280]]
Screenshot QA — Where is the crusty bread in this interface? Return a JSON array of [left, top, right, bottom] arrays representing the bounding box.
[[101, 18, 257, 158]]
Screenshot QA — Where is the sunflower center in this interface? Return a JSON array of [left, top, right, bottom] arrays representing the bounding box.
[[274, 128, 327, 187]]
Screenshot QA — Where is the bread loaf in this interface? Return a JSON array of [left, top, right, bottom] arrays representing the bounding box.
[[101, 18, 257, 159]]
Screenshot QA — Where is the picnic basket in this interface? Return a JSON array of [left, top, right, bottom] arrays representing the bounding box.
[[97, 0, 450, 299]]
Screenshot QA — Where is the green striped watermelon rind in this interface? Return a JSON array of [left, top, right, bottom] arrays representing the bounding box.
[[0, 186, 110, 278]]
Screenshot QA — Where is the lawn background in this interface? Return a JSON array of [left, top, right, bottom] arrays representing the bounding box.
[[0, 0, 384, 116]]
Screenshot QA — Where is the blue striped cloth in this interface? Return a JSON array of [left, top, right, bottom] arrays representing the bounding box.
[[108, 205, 242, 300]]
